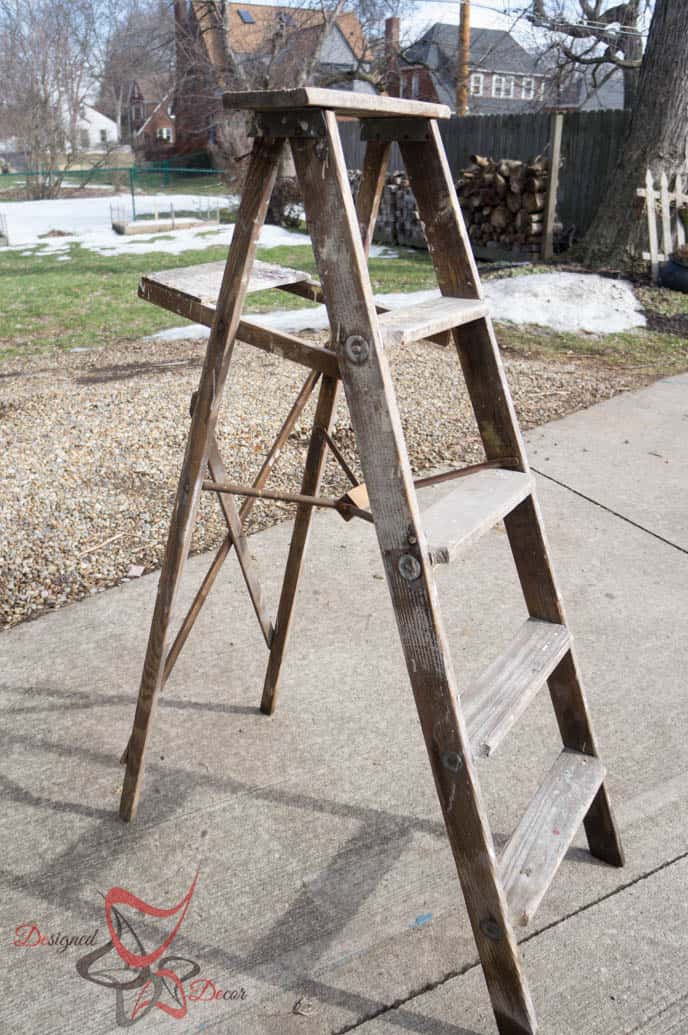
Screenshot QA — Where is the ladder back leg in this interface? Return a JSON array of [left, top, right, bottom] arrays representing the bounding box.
[[119, 137, 284, 821], [260, 375, 339, 715], [291, 109, 538, 1035], [261, 134, 390, 716], [401, 123, 623, 869]]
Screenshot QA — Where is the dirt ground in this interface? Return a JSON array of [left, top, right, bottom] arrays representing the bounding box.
[[0, 332, 650, 630]]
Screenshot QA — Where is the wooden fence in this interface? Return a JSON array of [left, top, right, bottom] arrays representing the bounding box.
[[637, 167, 688, 283], [339, 108, 630, 243]]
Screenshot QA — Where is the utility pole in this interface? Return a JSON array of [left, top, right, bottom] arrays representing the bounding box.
[[456, 0, 471, 116]]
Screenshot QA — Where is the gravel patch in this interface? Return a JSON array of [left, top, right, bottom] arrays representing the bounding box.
[[0, 335, 645, 629]]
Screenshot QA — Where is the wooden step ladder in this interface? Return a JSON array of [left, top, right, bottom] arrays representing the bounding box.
[[119, 88, 623, 1035]]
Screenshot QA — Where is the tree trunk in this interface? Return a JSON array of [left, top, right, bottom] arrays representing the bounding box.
[[582, 0, 688, 269], [621, 31, 642, 110]]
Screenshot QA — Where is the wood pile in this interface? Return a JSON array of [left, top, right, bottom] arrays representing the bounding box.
[[350, 156, 557, 256], [373, 171, 426, 248], [456, 153, 551, 254]]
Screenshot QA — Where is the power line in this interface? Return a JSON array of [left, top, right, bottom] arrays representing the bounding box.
[[410, 2, 650, 38]]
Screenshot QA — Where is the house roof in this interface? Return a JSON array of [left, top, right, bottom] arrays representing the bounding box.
[[129, 78, 165, 102], [403, 25, 543, 77], [580, 68, 625, 110], [190, 2, 367, 63], [266, 22, 362, 88]]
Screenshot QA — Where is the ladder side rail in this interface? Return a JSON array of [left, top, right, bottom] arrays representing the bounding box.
[[401, 123, 624, 870], [291, 108, 538, 1035], [399, 122, 528, 473]]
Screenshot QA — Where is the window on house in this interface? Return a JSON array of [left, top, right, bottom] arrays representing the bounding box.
[[469, 73, 484, 97], [100, 129, 108, 143], [79, 129, 90, 149], [411, 71, 419, 99], [237, 8, 255, 23], [156, 126, 172, 142], [522, 78, 535, 100], [132, 104, 143, 122], [492, 75, 514, 99]]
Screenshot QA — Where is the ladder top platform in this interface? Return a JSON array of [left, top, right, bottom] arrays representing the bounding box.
[[223, 87, 451, 120]]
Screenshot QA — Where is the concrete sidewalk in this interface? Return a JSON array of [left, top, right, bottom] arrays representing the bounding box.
[[1, 373, 686, 1035]]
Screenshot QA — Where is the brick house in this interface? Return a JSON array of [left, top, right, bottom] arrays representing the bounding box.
[[133, 98, 176, 160], [125, 79, 168, 140], [173, 1, 374, 159]]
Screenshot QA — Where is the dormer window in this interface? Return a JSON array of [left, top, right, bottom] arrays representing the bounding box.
[[492, 75, 514, 99], [470, 73, 484, 97], [522, 78, 535, 100]]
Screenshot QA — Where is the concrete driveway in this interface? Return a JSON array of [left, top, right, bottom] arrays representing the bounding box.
[[1, 372, 686, 1035]]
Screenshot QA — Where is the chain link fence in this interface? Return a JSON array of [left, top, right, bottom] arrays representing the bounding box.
[[0, 162, 235, 209]]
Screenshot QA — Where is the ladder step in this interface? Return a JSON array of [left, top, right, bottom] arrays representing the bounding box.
[[140, 258, 313, 317], [500, 749, 606, 927], [423, 469, 532, 565], [378, 296, 488, 347], [465, 619, 571, 758]]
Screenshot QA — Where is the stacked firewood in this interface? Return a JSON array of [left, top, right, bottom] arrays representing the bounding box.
[[456, 154, 550, 253], [350, 157, 555, 255], [374, 171, 426, 247]]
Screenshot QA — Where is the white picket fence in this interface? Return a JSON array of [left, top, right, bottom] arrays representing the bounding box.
[[636, 167, 688, 283]]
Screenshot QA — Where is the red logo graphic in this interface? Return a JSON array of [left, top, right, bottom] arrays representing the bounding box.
[[71, 869, 246, 1026]]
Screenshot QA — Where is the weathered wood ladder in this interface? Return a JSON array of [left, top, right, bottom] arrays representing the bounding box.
[[119, 88, 623, 1034]]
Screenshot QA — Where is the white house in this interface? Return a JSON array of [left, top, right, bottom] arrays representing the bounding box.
[[73, 105, 119, 152]]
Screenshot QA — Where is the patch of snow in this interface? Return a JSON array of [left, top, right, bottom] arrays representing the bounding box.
[[62, 181, 116, 192], [369, 245, 399, 259], [147, 271, 645, 343], [0, 194, 403, 261], [150, 323, 209, 342], [0, 193, 313, 258], [484, 272, 646, 334]]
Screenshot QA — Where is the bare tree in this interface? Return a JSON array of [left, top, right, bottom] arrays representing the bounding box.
[[0, 0, 100, 197], [173, 0, 405, 173], [96, 0, 175, 142], [528, 1, 650, 109]]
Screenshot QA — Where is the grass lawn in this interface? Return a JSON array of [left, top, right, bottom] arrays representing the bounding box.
[[491, 272, 688, 377], [0, 242, 437, 357], [0, 241, 687, 378]]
